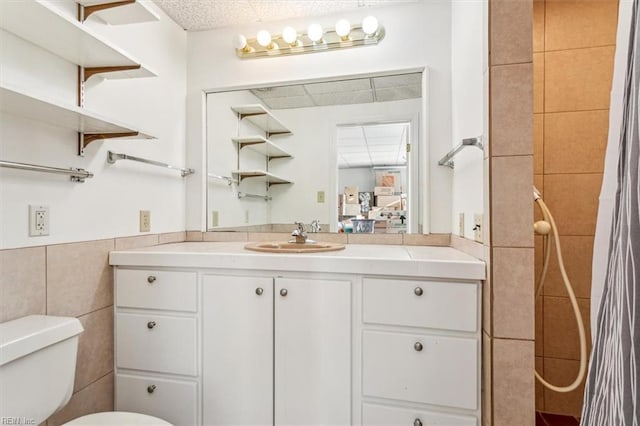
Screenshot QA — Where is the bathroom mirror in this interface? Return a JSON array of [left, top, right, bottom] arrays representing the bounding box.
[[206, 70, 425, 234]]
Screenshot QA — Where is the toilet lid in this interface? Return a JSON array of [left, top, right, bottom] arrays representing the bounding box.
[[63, 411, 172, 425]]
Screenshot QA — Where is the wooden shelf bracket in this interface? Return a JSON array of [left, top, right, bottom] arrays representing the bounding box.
[[79, 131, 139, 156]]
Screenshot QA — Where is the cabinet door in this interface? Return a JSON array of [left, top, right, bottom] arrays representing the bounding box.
[[274, 278, 351, 426], [202, 275, 274, 426]]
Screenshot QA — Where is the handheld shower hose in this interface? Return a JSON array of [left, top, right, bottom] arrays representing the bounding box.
[[533, 187, 587, 393]]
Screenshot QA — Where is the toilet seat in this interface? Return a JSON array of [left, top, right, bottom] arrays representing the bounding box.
[[63, 411, 172, 425]]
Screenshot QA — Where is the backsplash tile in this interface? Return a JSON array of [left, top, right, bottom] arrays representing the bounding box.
[[114, 234, 160, 250], [46, 239, 114, 318], [74, 306, 114, 392], [0, 246, 46, 322], [158, 231, 186, 245]]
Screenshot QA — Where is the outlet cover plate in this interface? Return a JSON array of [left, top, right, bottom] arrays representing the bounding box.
[[474, 213, 483, 242], [29, 205, 49, 237], [459, 213, 464, 237], [317, 191, 325, 203]]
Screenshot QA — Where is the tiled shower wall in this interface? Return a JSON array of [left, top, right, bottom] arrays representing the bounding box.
[[0, 232, 184, 425], [532, 0, 617, 417]]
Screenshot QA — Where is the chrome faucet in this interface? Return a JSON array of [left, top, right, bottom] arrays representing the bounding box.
[[290, 222, 308, 243]]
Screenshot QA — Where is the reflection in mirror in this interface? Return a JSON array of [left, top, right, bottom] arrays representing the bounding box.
[[206, 71, 423, 233], [337, 122, 410, 234]]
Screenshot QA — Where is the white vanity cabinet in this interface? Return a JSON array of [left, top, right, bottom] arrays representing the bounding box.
[[110, 242, 485, 426], [359, 277, 480, 425], [202, 275, 351, 426], [114, 268, 199, 426]]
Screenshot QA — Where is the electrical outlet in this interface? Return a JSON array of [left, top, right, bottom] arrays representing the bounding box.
[[317, 191, 325, 203], [29, 205, 49, 237], [473, 213, 483, 242], [211, 210, 219, 227], [139, 210, 151, 232], [458, 213, 465, 237], [244, 210, 249, 224]]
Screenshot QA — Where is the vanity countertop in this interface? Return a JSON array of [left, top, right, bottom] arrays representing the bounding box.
[[109, 242, 485, 281]]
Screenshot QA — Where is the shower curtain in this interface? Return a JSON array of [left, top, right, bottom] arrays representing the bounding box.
[[581, 0, 640, 424]]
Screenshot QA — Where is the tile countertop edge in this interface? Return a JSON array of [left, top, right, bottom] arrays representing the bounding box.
[[109, 242, 486, 281]]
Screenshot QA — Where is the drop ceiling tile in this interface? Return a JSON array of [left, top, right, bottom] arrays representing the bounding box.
[[375, 86, 422, 101], [251, 85, 307, 98], [373, 73, 422, 88], [304, 78, 372, 94], [260, 95, 315, 109], [311, 90, 374, 106]]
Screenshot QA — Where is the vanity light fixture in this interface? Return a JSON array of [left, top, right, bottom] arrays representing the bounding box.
[[232, 16, 384, 59]]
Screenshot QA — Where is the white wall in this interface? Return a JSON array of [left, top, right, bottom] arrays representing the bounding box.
[[0, 0, 187, 249], [187, 1, 453, 233], [450, 0, 487, 239]]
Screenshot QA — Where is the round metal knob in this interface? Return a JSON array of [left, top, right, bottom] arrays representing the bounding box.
[[280, 288, 288, 297], [414, 342, 423, 352], [413, 418, 423, 426], [147, 275, 156, 284], [147, 385, 156, 394], [414, 287, 423, 296], [147, 321, 156, 329], [256, 287, 264, 295]]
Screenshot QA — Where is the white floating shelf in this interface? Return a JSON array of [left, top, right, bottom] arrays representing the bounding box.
[[231, 136, 293, 159], [231, 170, 293, 186], [231, 104, 292, 137], [0, 83, 155, 142], [79, 0, 160, 25], [0, 0, 156, 79]]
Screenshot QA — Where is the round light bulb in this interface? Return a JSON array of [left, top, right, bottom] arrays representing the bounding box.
[[232, 34, 247, 50], [335, 19, 351, 38], [362, 15, 379, 35], [307, 23, 323, 42], [282, 26, 297, 45], [256, 30, 272, 47]]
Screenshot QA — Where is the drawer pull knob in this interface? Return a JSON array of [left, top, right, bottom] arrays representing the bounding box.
[[414, 342, 423, 352], [147, 385, 156, 394], [413, 419, 423, 426], [256, 287, 264, 295], [147, 321, 156, 329], [147, 275, 157, 284], [414, 287, 423, 296], [280, 288, 288, 297]]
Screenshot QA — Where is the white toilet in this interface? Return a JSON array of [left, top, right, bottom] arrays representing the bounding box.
[[0, 315, 171, 425]]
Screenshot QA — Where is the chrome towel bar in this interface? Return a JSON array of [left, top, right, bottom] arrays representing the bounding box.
[[438, 136, 484, 169], [107, 151, 195, 177], [207, 173, 239, 185], [0, 160, 93, 182]]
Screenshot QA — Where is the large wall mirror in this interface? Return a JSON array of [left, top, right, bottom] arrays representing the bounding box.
[[206, 70, 426, 234]]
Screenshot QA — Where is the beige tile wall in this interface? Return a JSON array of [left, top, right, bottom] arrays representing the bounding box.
[[0, 232, 184, 424], [532, 0, 617, 416], [487, 0, 535, 425]]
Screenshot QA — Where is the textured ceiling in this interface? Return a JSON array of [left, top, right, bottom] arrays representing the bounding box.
[[152, 0, 413, 31]]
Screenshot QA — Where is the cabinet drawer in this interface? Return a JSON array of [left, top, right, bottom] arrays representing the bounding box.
[[362, 278, 478, 332], [116, 269, 197, 312], [362, 331, 478, 410], [362, 403, 477, 426], [116, 313, 197, 375], [116, 373, 197, 426]]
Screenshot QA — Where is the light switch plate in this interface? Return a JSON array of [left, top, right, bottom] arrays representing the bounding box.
[[458, 213, 464, 237], [317, 191, 325, 203], [140, 210, 151, 232]]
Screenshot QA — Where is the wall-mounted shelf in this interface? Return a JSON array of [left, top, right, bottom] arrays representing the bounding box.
[[231, 170, 292, 187], [231, 136, 292, 160], [79, 0, 160, 25], [231, 104, 292, 137], [0, 83, 155, 154], [0, 0, 156, 80]]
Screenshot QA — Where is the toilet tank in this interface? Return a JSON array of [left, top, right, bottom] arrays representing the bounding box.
[[0, 315, 84, 424]]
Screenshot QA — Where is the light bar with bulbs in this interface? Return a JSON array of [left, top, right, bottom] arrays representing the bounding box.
[[233, 16, 384, 59]]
